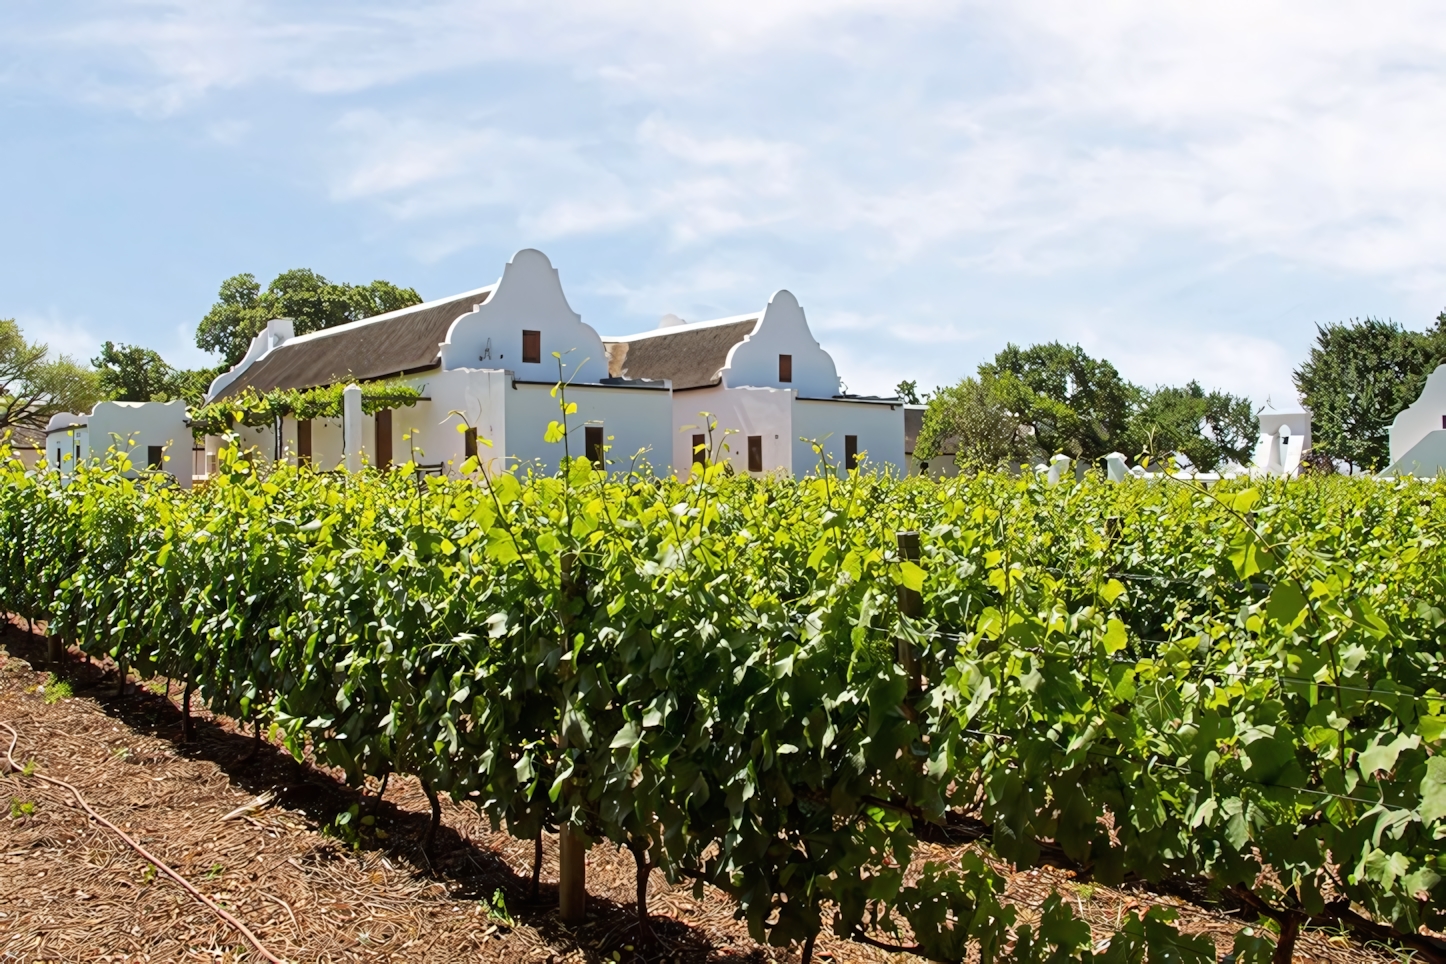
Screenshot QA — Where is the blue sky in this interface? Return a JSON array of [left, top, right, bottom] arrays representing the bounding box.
[[4, 2, 1445, 405]]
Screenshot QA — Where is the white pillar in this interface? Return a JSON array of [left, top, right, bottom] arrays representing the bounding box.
[[1104, 452, 1128, 482], [343, 383, 363, 473], [1047, 453, 1071, 486]]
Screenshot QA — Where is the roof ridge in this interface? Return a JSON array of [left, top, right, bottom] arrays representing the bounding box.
[[603, 312, 759, 343], [281, 283, 498, 347]]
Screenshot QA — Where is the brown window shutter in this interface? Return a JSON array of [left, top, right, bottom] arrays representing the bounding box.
[[522, 330, 541, 364], [297, 419, 312, 465], [692, 433, 705, 465], [845, 435, 859, 471], [464, 427, 478, 460], [147, 445, 163, 470], [779, 354, 792, 382], [375, 409, 393, 469], [748, 435, 763, 473], [586, 425, 605, 467]]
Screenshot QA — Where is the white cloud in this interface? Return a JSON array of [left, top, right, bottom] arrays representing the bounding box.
[[7, 0, 1446, 408]]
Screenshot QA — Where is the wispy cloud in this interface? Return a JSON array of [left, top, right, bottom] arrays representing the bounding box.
[[5, 1, 1446, 404]]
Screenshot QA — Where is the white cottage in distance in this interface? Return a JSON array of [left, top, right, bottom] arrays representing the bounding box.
[[198, 248, 904, 478], [603, 291, 904, 476]]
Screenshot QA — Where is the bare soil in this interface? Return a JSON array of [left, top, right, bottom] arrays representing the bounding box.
[[0, 618, 1394, 963]]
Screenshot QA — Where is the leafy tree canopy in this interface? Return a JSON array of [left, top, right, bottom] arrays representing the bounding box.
[[977, 342, 1138, 461], [895, 379, 921, 405], [914, 375, 1033, 472], [1293, 315, 1446, 470], [92, 341, 218, 405], [196, 269, 422, 367], [920, 342, 1257, 473], [0, 318, 101, 435], [1121, 380, 1256, 472]]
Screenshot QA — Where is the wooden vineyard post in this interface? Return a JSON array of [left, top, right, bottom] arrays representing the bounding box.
[[896, 531, 922, 696], [558, 552, 587, 923]]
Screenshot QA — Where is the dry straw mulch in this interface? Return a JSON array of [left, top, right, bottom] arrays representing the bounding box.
[[0, 619, 1397, 963]]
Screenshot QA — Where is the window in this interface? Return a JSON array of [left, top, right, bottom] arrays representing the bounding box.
[[297, 419, 312, 465], [464, 427, 478, 460], [692, 433, 706, 465], [778, 354, 792, 383], [586, 425, 605, 467], [375, 409, 393, 469], [748, 435, 763, 473], [147, 445, 164, 470], [522, 330, 541, 364], [845, 435, 859, 471]]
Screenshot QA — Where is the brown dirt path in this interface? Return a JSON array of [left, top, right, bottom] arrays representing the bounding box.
[[0, 620, 1394, 963]]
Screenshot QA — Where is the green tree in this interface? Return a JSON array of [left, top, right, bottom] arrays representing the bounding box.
[[895, 379, 921, 404], [1293, 316, 1446, 470], [196, 270, 423, 367], [1123, 381, 1256, 471], [978, 342, 1138, 460], [93, 342, 220, 405], [0, 319, 101, 434], [915, 376, 1035, 472]]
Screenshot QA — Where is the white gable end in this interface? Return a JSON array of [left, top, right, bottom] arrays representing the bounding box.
[[721, 290, 840, 397], [440, 248, 608, 384], [1390, 364, 1446, 469]]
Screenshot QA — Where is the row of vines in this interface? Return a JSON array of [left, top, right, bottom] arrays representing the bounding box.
[[1, 436, 1444, 963]]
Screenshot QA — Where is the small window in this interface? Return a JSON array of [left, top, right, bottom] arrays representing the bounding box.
[[778, 354, 792, 383], [845, 435, 859, 471], [464, 427, 478, 460], [522, 330, 541, 364], [147, 445, 164, 470], [692, 433, 706, 466], [748, 435, 763, 473], [297, 418, 313, 465], [586, 425, 605, 467]]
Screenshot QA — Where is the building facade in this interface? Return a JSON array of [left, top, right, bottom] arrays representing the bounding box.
[[203, 249, 905, 479]]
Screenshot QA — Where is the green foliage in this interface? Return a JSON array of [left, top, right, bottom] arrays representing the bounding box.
[[0, 318, 101, 433], [979, 342, 1137, 461], [9, 797, 36, 820], [9, 436, 1446, 960], [92, 341, 217, 405], [915, 376, 1034, 472], [923, 344, 1254, 472], [1293, 316, 1446, 471], [896, 379, 921, 405], [196, 270, 422, 367], [1122, 380, 1257, 471], [41, 673, 72, 704], [189, 380, 422, 437]]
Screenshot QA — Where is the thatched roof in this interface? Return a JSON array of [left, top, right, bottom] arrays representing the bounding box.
[[603, 315, 760, 390], [215, 285, 497, 400]]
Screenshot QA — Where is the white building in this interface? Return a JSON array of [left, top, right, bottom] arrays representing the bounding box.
[[209, 249, 672, 477], [44, 400, 193, 487], [1387, 364, 1446, 477], [1250, 407, 1311, 477], [205, 249, 905, 479], [602, 290, 905, 476]]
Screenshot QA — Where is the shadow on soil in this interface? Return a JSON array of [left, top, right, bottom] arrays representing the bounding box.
[[0, 619, 771, 964]]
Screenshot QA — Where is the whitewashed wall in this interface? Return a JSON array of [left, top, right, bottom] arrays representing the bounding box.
[[1389, 365, 1446, 475], [506, 380, 673, 477], [671, 385, 795, 477], [792, 397, 906, 476], [440, 249, 609, 384], [721, 290, 841, 398], [47, 401, 192, 487]]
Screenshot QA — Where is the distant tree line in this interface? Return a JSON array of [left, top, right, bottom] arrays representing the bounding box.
[[907, 311, 1446, 475], [908, 343, 1256, 473]]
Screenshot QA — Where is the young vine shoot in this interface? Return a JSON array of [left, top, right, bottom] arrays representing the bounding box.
[[1, 434, 1443, 963]]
